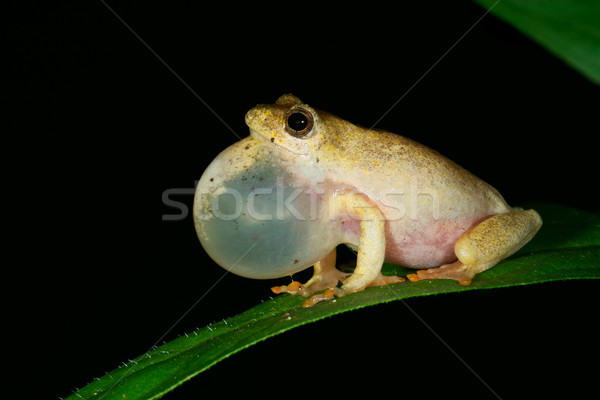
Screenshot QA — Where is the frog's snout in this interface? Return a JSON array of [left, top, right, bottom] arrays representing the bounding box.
[[245, 106, 272, 138], [244, 105, 286, 144], [245, 107, 270, 142], [244, 107, 259, 129]]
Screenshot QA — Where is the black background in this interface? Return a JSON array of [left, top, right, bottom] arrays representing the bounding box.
[[10, 1, 599, 399]]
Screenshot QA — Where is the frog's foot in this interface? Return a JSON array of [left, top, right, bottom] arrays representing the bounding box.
[[407, 261, 475, 285], [271, 280, 304, 295], [271, 248, 350, 298], [369, 273, 406, 287], [272, 275, 347, 308], [271, 277, 346, 296], [302, 289, 336, 308], [301, 273, 404, 307]]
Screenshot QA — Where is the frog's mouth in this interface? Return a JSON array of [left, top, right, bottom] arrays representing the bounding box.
[[249, 128, 309, 156], [248, 128, 267, 142]]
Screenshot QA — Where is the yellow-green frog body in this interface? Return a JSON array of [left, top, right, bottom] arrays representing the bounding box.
[[194, 94, 541, 306]]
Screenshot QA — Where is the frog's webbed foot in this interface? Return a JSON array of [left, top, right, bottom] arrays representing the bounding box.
[[369, 273, 406, 287], [271, 248, 350, 300], [300, 272, 405, 307], [271, 280, 305, 295], [407, 261, 475, 285], [300, 258, 405, 308]]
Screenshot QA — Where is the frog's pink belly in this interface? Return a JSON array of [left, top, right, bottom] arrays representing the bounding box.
[[383, 216, 491, 269]]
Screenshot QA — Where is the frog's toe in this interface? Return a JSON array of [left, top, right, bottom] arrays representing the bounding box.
[[271, 281, 304, 295], [302, 289, 336, 308], [407, 261, 474, 285], [368, 273, 406, 287]]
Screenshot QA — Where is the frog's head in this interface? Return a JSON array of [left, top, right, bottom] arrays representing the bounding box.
[[245, 94, 324, 157], [194, 94, 341, 280]]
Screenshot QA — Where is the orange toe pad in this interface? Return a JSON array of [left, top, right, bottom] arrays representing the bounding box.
[[407, 261, 473, 285], [271, 281, 303, 295], [302, 289, 335, 308]]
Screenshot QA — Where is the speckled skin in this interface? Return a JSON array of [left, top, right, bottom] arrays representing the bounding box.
[[195, 94, 542, 306]]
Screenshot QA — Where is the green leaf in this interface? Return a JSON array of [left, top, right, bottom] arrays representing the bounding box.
[[66, 203, 599, 400], [473, 0, 600, 84]]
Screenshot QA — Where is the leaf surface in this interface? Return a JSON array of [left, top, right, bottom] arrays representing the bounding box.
[[66, 203, 599, 400], [474, 0, 600, 84]]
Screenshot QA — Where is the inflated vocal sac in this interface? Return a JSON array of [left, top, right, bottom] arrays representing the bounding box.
[[193, 136, 338, 279]]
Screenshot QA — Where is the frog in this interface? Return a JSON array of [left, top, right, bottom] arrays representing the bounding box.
[[193, 94, 542, 307]]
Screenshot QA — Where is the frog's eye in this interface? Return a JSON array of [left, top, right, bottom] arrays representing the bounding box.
[[285, 108, 314, 138]]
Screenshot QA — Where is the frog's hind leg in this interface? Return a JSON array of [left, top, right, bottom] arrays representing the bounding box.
[[271, 248, 349, 296], [407, 209, 542, 285]]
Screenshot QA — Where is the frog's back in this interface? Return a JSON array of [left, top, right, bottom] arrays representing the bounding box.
[[379, 129, 510, 216], [322, 122, 509, 212]]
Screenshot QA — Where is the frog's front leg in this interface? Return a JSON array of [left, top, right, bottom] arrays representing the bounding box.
[[408, 209, 542, 285], [301, 193, 404, 307]]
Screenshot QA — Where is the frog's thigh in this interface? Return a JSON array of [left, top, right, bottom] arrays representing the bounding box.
[[408, 209, 542, 285]]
